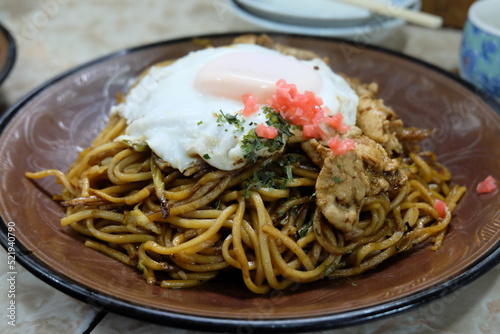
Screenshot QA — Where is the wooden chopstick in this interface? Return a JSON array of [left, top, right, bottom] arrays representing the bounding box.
[[335, 0, 443, 28]]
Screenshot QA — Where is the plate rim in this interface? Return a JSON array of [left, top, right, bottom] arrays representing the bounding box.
[[0, 22, 16, 85], [1, 32, 499, 332]]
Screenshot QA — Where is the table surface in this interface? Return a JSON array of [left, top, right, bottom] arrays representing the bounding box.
[[0, 1, 499, 333]]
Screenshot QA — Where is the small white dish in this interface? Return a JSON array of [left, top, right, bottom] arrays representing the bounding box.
[[229, 0, 421, 43], [235, 0, 418, 27]]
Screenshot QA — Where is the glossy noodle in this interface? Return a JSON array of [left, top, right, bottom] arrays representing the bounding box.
[[26, 37, 465, 294]]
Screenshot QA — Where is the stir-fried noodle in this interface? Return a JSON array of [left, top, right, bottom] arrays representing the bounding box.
[[27, 38, 465, 294]]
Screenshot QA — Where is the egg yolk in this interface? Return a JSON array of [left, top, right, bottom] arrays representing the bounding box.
[[194, 51, 322, 103]]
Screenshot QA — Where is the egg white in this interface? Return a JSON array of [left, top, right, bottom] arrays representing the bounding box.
[[113, 44, 358, 172]]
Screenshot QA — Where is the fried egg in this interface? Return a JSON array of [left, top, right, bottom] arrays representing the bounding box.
[[113, 43, 358, 172]]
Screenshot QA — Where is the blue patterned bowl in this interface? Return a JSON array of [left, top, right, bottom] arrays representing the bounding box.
[[459, 0, 500, 98]]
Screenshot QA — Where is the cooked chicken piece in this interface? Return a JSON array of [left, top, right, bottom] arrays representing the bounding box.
[[356, 86, 403, 155], [345, 78, 434, 153], [301, 127, 362, 168], [272, 43, 321, 61], [301, 139, 331, 168], [314, 136, 406, 238], [232, 34, 273, 47], [394, 126, 434, 142]]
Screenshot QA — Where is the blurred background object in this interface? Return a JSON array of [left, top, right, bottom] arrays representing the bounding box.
[[459, 0, 500, 98], [422, 0, 475, 28], [229, 0, 424, 43], [0, 22, 16, 85]]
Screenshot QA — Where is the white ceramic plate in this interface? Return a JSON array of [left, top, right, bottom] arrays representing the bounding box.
[[235, 0, 418, 27], [229, 0, 421, 42]]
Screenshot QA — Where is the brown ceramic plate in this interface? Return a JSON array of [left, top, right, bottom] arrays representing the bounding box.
[[0, 22, 15, 85], [1, 33, 499, 332]]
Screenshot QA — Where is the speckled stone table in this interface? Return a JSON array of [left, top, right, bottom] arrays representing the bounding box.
[[0, 1, 498, 333]]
